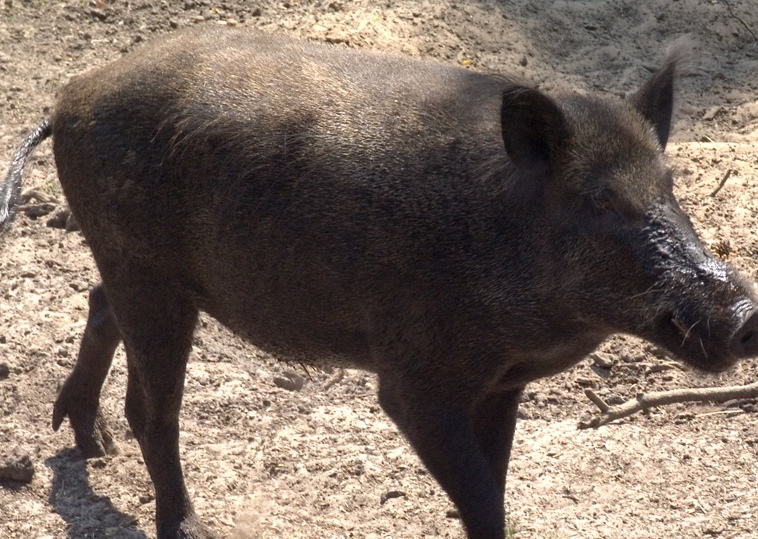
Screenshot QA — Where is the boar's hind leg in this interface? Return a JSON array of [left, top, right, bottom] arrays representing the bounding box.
[[471, 387, 524, 496], [53, 284, 122, 457], [378, 375, 506, 539], [110, 278, 212, 539]]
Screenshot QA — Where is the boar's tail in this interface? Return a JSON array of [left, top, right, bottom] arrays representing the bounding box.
[[662, 35, 697, 76], [0, 119, 53, 233]]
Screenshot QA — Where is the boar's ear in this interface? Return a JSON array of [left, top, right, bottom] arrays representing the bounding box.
[[500, 86, 569, 177], [631, 63, 675, 150], [631, 37, 694, 150]]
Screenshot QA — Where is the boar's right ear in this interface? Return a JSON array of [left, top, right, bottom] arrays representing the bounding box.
[[631, 37, 694, 150], [631, 62, 676, 150], [500, 87, 569, 177]]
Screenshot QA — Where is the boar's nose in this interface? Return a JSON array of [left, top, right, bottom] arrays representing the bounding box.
[[730, 309, 758, 358]]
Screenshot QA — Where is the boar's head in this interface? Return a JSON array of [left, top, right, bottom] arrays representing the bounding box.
[[500, 40, 758, 373]]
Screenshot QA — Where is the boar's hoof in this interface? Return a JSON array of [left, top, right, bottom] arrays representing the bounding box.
[[76, 412, 118, 458], [53, 392, 118, 458], [175, 514, 221, 539]]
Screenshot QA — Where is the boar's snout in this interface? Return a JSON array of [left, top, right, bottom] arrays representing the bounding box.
[[729, 303, 758, 359], [639, 204, 758, 372], [659, 296, 758, 372]]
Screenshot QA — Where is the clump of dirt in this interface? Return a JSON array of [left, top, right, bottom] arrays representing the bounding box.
[[1, 1, 757, 538]]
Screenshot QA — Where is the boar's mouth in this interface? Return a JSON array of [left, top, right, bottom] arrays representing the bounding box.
[[651, 302, 758, 372]]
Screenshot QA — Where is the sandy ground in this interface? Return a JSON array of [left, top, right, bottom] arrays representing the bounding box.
[[1, 1, 757, 538]]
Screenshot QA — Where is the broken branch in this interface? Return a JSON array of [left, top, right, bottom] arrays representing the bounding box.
[[579, 380, 758, 429], [709, 168, 734, 197], [722, 0, 757, 42]]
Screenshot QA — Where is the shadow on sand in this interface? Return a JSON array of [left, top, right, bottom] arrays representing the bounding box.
[[46, 448, 148, 539]]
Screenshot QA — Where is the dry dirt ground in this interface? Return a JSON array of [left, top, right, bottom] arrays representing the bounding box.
[[1, 1, 758, 538]]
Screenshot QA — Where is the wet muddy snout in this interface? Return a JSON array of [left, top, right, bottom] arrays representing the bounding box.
[[728, 299, 758, 358]]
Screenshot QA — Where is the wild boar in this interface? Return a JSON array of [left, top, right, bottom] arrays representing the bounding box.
[[2, 28, 756, 539]]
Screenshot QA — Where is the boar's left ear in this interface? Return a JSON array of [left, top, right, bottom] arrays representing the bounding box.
[[631, 37, 694, 150], [500, 86, 569, 177]]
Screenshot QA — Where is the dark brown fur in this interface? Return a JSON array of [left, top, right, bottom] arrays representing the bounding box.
[[3, 28, 758, 539]]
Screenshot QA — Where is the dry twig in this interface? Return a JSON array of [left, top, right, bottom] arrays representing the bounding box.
[[710, 168, 734, 197], [722, 0, 757, 42], [579, 380, 758, 429]]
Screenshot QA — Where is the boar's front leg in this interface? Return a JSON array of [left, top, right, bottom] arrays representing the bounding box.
[[471, 387, 524, 496], [104, 272, 209, 539], [378, 374, 508, 539], [53, 284, 121, 457]]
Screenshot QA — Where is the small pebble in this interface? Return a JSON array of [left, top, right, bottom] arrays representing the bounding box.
[[380, 490, 406, 504], [273, 371, 304, 391], [590, 352, 615, 369]]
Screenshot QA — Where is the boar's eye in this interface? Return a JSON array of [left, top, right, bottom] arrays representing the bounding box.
[[590, 190, 620, 218]]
